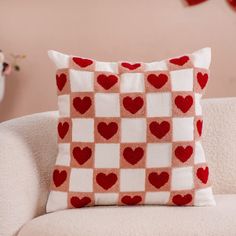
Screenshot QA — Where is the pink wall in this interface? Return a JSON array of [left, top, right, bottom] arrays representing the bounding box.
[[0, 0, 236, 121]]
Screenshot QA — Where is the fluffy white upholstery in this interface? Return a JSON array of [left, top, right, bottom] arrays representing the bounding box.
[[18, 195, 236, 236], [0, 97, 236, 236]]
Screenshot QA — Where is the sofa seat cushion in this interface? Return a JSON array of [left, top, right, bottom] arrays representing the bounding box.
[[18, 195, 236, 236]]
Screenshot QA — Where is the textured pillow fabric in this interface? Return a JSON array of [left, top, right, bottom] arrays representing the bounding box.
[[47, 48, 215, 212]]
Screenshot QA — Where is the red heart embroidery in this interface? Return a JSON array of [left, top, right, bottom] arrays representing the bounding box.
[[73, 97, 92, 114], [121, 62, 141, 70], [169, 56, 190, 66], [148, 172, 169, 189], [175, 95, 193, 113], [70, 196, 91, 208], [97, 122, 118, 140], [58, 122, 69, 139], [228, 0, 236, 10], [197, 167, 209, 184], [172, 194, 192, 206], [197, 72, 208, 89], [149, 121, 170, 139], [123, 147, 144, 165], [56, 73, 67, 91], [186, 0, 208, 6], [72, 57, 93, 68], [197, 120, 203, 136], [123, 96, 144, 114], [96, 173, 118, 190], [97, 74, 118, 90], [53, 169, 67, 187], [121, 195, 142, 205], [175, 146, 193, 163], [73, 147, 92, 165], [147, 73, 168, 89]]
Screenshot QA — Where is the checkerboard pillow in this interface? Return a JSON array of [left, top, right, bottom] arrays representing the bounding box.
[[46, 48, 215, 212]]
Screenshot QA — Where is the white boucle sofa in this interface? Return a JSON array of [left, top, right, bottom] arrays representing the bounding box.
[[0, 97, 236, 236]]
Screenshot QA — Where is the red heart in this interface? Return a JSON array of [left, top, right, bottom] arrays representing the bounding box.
[[172, 194, 192, 206], [147, 73, 168, 89], [123, 147, 144, 165], [123, 96, 144, 114], [121, 62, 141, 70], [169, 56, 190, 66], [73, 97, 92, 114], [70, 196, 91, 208], [96, 173, 118, 190], [58, 122, 69, 139], [228, 0, 236, 10], [197, 120, 203, 136], [97, 122, 118, 140], [186, 0, 208, 6], [149, 121, 170, 139], [56, 73, 67, 91], [197, 167, 209, 184], [97, 74, 118, 90], [148, 172, 169, 189], [175, 146, 193, 163], [121, 195, 142, 205], [197, 72, 208, 89], [175, 95, 193, 113], [73, 147, 92, 165], [53, 169, 67, 187], [72, 57, 93, 68]]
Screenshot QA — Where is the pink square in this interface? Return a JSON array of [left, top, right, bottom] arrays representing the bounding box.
[[169, 190, 194, 206], [68, 192, 94, 209], [71, 92, 94, 118], [70, 143, 94, 168], [94, 72, 119, 92], [145, 71, 171, 92], [193, 68, 209, 93], [147, 118, 172, 142], [146, 168, 171, 191], [194, 164, 211, 189], [167, 55, 193, 71], [118, 192, 145, 206], [120, 143, 146, 168], [118, 62, 144, 73], [57, 118, 72, 143], [94, 169, 119, 193], [69, 56, 95, 71], [56, 69, 70, 95]]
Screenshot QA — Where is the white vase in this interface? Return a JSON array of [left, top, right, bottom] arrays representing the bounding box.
[[0, 75, 5, 102]]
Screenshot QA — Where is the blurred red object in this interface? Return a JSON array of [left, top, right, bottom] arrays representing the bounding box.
[[227, 0, 236, 10], [186, 0, 208, 5]]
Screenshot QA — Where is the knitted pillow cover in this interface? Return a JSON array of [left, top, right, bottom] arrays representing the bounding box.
[[47, 48, 215, 212]]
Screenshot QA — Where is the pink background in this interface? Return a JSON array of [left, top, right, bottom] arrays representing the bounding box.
[[0, 0, 236, 122]]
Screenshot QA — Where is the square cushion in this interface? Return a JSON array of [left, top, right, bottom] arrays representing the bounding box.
[[46, 48, 215, 212]]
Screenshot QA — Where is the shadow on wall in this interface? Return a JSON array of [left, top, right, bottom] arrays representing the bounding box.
[[0, 74, 21, 122]]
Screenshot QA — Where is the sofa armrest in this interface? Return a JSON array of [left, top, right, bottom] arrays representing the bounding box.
[[0, 112, 58, 236]]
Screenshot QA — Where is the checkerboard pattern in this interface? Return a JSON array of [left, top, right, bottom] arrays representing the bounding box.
[[47, 48, 215, 212]]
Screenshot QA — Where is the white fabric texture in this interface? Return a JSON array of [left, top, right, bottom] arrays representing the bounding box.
[[18, 195, 236, 236], [0, 97, 236, 236]]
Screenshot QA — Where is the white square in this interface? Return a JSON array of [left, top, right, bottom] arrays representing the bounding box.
[[120, 73, 144, 93], [170, 69, 194, 91], [173, 117, 194, 141], [146, 92, 172, 117], [192, 47, 211, 69], [95, 144, 120, 168], [145, 60, 168, 71], [146, 143, 172, 168], [58, 95, 70, 117], [120, 169, 145, 192], [56, 143, 70, 166], [121, 118, 146, 143], [95, 93, 120, 117], [69, 69, 94, 92], [145, 192, 170, 205], [194, 141, 206, 164], [95, 193, 119, 205], [195, 93, 202, 116], [69, 168, 93, 192], [72, 118, 94, 142], [95, 61, 118, 73], [171, 167, 194, 190], [46, 191, 68, 212], [194, 187, 215, 206]]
